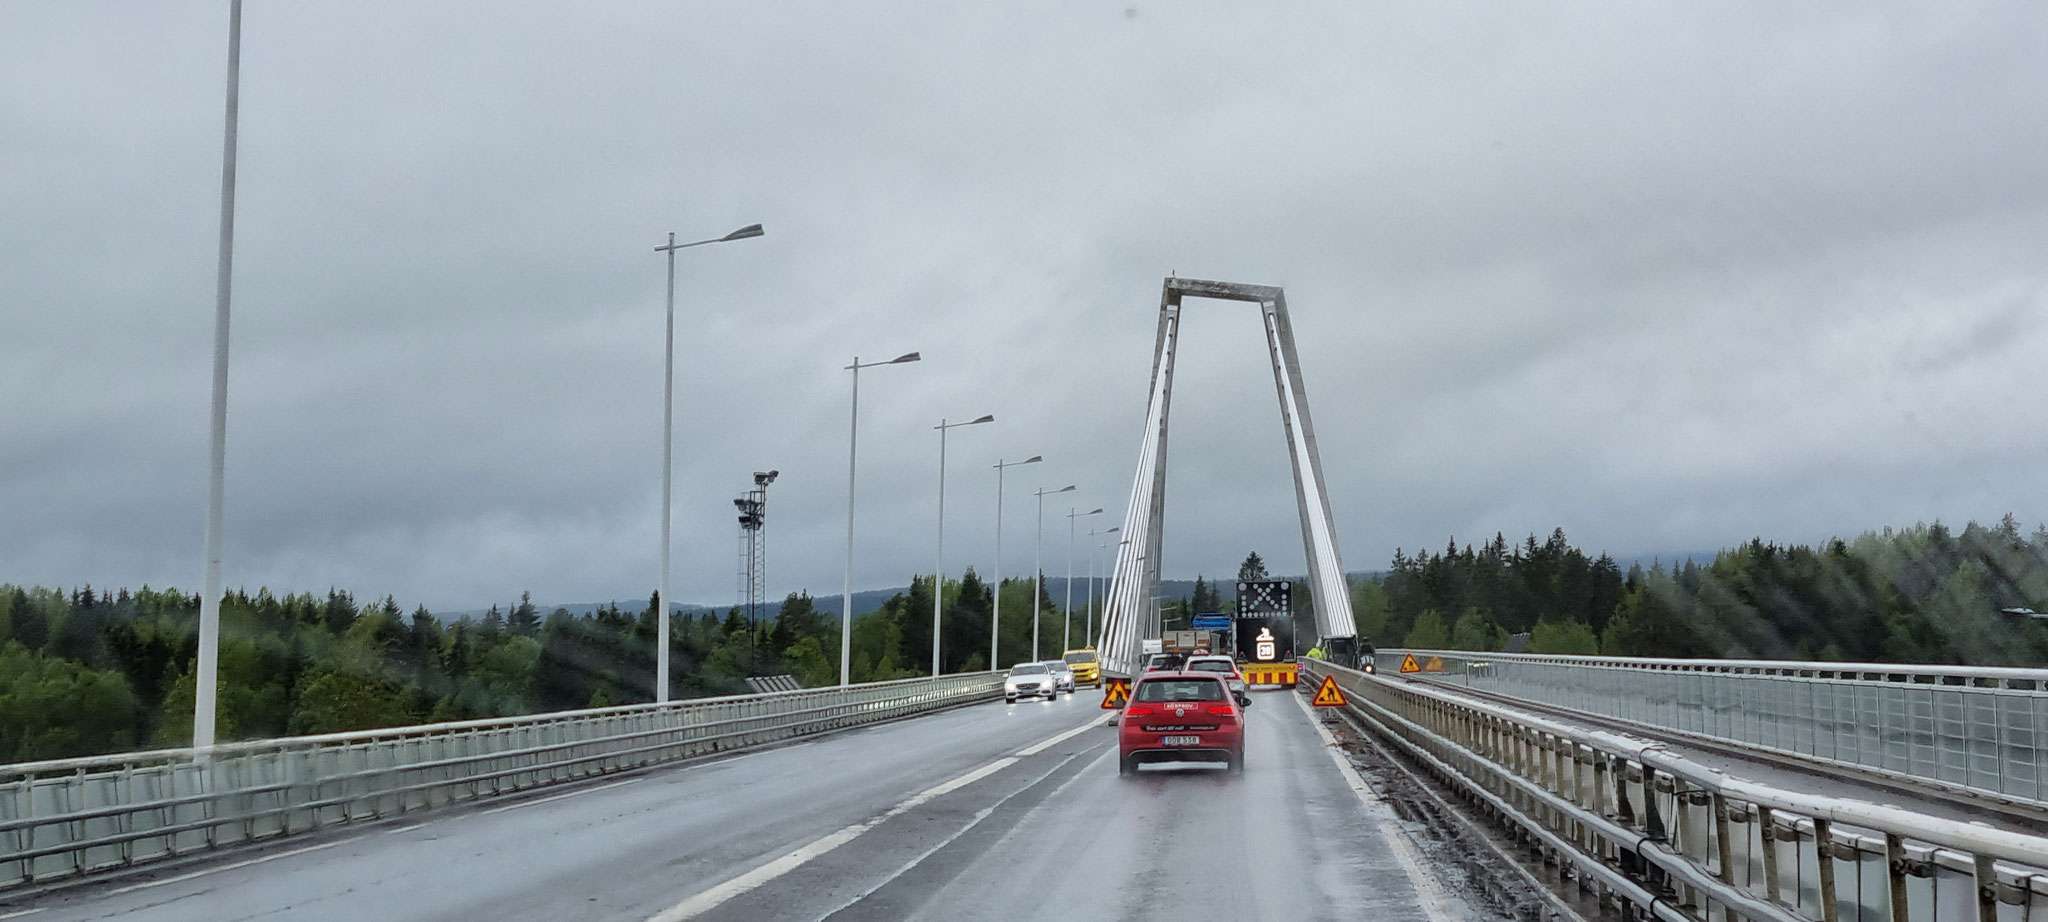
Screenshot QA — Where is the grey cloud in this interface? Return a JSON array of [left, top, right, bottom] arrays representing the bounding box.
[[6, 1, 2048, 612]]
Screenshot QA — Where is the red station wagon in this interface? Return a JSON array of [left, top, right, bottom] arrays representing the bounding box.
[[1117, 672, 1245, 776]]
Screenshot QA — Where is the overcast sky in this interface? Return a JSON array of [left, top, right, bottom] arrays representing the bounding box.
[[6, 2, 2046, 613]]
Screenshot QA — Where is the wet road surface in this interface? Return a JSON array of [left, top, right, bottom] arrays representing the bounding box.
[[10, 688, 1471, 922]]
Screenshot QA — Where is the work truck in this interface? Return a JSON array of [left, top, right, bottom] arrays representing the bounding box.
[[1232, 578, 1300, 687]]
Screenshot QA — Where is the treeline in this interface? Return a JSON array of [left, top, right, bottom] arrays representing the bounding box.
[[1352, 518, 2048, 665], [0, 570, 1076, 763]]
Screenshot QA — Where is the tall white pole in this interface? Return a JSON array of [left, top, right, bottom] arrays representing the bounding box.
[[841, 358, 860, 687], [195, 0, 243, 755], [654, 234, 678, 702], [992, 462, 1005, 670], [932, 420, 946, 677], [1033, 490, 1044, 661], [1064, 509, 1076, 652], [1085, 532, 1096, 647]]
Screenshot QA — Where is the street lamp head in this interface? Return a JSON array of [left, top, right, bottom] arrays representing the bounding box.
[[889, 351, 921, 364], [755, 470, 779, 485], [722, 223, 765, 241], [969, 414, 995, 425], [1023, 455, 1042, 464], [1086, 507, 1104, 515], [1107, 526, 1121, 534]]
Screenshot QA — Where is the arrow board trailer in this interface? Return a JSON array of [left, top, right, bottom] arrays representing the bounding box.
[[1233, 579, 1299, 688]]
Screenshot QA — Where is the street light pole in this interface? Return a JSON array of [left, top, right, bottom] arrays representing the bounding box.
[[932, 415, 993, 676], [1031, 484, 1075, 661], [841, 351, 921, 686], [990, 456, 1041, 669], [652, 222, 764, 703], [194, 0, 244, 755], [1064, 507, 1103, 652], [1088, 526, 1119, 646]]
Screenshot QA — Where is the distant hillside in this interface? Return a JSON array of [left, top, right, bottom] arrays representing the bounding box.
[[449, 572, 1394, 623]]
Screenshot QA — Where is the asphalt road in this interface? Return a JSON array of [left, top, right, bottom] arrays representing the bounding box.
[[9, 688, 1472, 922]]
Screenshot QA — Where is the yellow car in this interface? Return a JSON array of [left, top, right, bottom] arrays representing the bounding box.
[[1061, 648, 1102, 687]]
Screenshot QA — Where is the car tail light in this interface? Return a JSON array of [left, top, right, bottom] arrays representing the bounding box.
[[1206, 705, 1237, 716], [1124, 705, 1156, 717]]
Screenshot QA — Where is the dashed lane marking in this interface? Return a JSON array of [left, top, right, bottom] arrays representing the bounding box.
[[479, 777, 642, 816], [1293, 690, 1460, 922], [0, 907, 47, 919], [104, 837, 360, 896], [1016, 716, 1104, 756], [642, 719, 1091, 922], [817, 746, 1106, 920]]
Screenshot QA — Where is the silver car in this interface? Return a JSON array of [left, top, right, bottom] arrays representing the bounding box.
[[1004, 663, 1057, 702], [1039, 660, 1076, 693]]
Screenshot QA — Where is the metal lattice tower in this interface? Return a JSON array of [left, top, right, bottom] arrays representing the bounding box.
[[1095, 278, 1356, 678], [733, 471, 777, 640]]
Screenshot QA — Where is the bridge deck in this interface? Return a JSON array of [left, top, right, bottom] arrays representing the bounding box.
[[14, 689, 1471, 922]]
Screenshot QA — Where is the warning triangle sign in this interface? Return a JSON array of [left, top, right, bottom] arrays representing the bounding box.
[[1423, 655, 1445, 673], [1100, 678, 1130, 709], [1399, 654, 1421, 674], [1311, 674, 1347, 707]]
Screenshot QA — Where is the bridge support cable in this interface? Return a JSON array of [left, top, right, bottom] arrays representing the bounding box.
[[1098, 278, 1358, 677]]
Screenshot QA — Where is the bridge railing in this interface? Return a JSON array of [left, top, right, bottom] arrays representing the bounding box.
[[1376, 648, 2048, 811], [1306, 659, 2048, 922], [0, 671, 1001, 892]]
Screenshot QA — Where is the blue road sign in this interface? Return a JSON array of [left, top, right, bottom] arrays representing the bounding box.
[[1191, 615, 1232, 630]]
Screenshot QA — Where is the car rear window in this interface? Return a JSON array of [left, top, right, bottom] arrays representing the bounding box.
[[1187, 661, 1232, 673], [1133, 678, 1225, 703]]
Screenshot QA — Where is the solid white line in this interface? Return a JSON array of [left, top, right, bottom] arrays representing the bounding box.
[[1294, 691, 1459, 922], [1016, 716, 1104, 756], [816, 746, 1104, 919], [105, 837, 358, 895], [479, 777, 640, 816], [0, 908, 47, 919], [643, 718, 1090, 922], [641, 761, 1014, 922]]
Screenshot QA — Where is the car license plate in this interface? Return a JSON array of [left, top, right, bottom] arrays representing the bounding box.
[[1161, 735, 1200, 746]]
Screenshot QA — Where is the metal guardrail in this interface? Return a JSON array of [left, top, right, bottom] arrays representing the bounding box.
[[1377, 649, 2048, 811], [0, 672, 1001, 891], [1306, 659, 2048, 922]]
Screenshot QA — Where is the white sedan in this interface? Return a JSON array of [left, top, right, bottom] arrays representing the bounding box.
[[1004, 663, 1059, 702]]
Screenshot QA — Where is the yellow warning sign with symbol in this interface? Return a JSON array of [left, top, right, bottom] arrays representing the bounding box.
[[1399, 654, 1421, 674], [1312, 674, 1347, 707], [1424, 655, 1446, 673], [1100, 678, 1130, 709]]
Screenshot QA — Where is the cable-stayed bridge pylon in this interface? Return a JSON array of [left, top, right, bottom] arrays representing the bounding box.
[[1097, 278, 1356, 678]]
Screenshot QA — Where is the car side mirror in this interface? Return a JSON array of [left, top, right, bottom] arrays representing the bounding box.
[[1236, 693, 1251, 708]]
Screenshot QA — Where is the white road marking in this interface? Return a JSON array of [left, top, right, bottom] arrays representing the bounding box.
[[644, 719, 1090, 922], [382, 822, 427, 835], [0, 907, 47, 919], [816, 746, 1105, 919], [1016, 716, 1103, 756], [479, 777, 640, 816], [1294, 690, 1460, 922], [104, 837, 359, 896]]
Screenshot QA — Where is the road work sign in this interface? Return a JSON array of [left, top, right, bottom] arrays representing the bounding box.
[[1399, 654, 1421, 674], [1311, 675, 1347, 707], [1101, 678, 1130, 709], [1424, 655, 1446, 672]]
